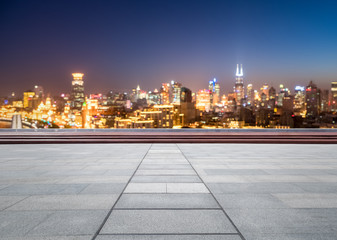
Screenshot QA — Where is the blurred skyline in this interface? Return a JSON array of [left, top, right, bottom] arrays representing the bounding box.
[[1, 0, 337, 96]]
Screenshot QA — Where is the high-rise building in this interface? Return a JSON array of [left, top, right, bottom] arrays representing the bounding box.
[[261, 84, 269, 100], [305, 81, 320, 119], [23, 91, 35, 109], [321, 89, 329, 112], [234, 64, 244, 106], [208, 78, 220, 106], [161, 83, 171, 105], [181, 87, 192, 103], [136, 85, 141, 101], [269, 87, 276, 100], [246, 84, 254, 106], [196, 89, 211, 112], [331, 82, 337, 111], [148, 89, 161, 105], [211, 78, 220, 105], [71, 73, 85, 111], [276, 84, 290, 107], [294, 86, 306, 116], [171, 81, 182, 104], [180, 87, 195, 126], [34, 85, 44, 99]]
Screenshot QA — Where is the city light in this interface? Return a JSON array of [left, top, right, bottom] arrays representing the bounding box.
[[1, 66, 336, 129]]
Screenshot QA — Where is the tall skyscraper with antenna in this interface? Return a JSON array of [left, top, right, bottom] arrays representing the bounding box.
[[234, 64, 244, 106]]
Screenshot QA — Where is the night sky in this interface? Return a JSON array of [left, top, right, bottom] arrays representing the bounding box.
[[1, 0, 337, 97]]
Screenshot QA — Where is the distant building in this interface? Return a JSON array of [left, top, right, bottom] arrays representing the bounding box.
[[331, 82, 337, 112], [208, 78, 220, 106], [294, 86, 306, 116], [246, 84, 254, 106], [160, 83, 171, 105], [196, 90, 211, 112], [261, 84, 269, 100], [23, 91, 37, 109], [321, 89, 329, 112], [171, 81, 182, 104], [181, 87, 192, 103], [148, 89, 161, 105], [71, 73, 85, 111], [34, 85, 44, 99], [305, 81, 320, 119], [234, 64, 244, 106], [141, 105, 174, 128], [276, 84, 290, 107], [180, 87, 195, 126]]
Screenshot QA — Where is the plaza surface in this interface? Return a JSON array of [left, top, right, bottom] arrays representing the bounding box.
[[0, 143, 337, 240]]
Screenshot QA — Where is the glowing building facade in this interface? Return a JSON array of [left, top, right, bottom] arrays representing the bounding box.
[[71, 73, 85, 111], [234, 64, 244, 106], [208, 78, 220, 106], [331, 82, 337, 112]]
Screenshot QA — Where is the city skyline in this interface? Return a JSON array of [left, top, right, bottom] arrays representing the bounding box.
[[1, 0, 337, 96], [1, 66, 333, 98]]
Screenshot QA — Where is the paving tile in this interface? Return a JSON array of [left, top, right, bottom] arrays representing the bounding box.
[[201, 175, 249, 183], [206, 183, 304, 194], [0, 211, 53, 237], [215, 193, 288, 209], [101, 210, 237, 234], [167, 183, 209, 193], [104, 169, 135, 176], [116, 193, 219, 209], [263, 169, 327, 175], [79, 183, 125, 194], [58, 176, 130, 184], [0, 196, 27, 210], [204, 169, 267, 175], [136, 169, 196, 176], [124, 183, 166, 193], [96, 235, 242, 240], [273, 193, 337, 208], [0, 184, 88, 196], [148, 149, 181, 153], [241, 233, 337, 240], [5, 236, 92, 240], [131, 175, 202, 183], [27, 210, 108, 236], [6, 194, 118, 210], [295, 182, 337, 193], [142, 160, 187, 164], [139, 164, 192, 170], [245, 175, 316, 183], [226, 208, 337, 234]]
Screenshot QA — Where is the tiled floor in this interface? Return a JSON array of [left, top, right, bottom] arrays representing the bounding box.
[[1, 144, 337, 240]]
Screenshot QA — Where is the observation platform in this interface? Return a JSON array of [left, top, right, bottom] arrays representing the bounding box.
[[1, 138, 337, 240]]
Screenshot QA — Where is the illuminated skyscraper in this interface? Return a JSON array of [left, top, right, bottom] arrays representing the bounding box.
[[246, 84, 254, 106], [331, 82, 337, 111], [23, 91, 35, 109], [305, 81, 320, 119], [234, 64, 244, 105], [171, 81, 182, 104], [161, 83, 171, 105], [136, 85, 141, 100], [261, 84, 269, 100], [208, 78, 220, 106], [196, 89, 211, 112], [71, 73, 85, 111], [34, 85, 44, 99]]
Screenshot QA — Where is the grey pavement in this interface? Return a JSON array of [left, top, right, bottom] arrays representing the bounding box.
[[0, 144, 337, 239]]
